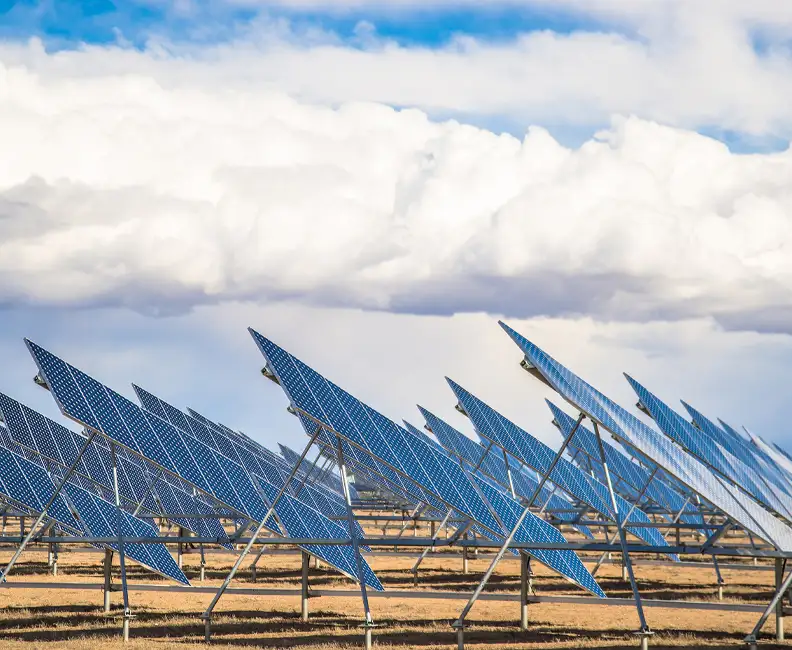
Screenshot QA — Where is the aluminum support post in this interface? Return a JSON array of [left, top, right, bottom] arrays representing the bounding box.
[[109, 443, 133, 642], [334, 434, 375, 649], [593, 422, 651, 643], [202, 425, 321, 639], [519, 553, 531, 631], [745, 557, 792, 648], [103, 548, 113, 613], [301, 550, 310, 622], [412, 509, 452, 584], [591, 466, 658, 577]]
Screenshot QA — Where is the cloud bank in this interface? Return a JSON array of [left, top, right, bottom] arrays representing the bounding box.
[[1, 36, 792, 332]]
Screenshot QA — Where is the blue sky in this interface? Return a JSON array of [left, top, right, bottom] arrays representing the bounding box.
[[0, 1, 609, 47]]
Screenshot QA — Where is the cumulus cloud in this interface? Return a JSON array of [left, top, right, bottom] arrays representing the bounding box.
[[1, 44, 792, 332]]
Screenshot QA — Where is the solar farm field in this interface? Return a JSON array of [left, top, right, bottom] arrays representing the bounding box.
[[0, 542, 786, 649]]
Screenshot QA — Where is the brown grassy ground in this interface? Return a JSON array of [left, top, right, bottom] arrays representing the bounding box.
[[0, 544, 787, 649]]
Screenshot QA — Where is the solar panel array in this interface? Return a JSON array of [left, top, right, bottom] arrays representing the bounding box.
[[134, 386, 367, 542], [626, 376, 792, 522], [499, 321, 792, 552], [0, 429, 189, 584], [547, 401, 702, 526], [683, 402, 792, 501], [0, 393, 231, 546], [249, 327, 606, 598], [446, 379, 674, 554], [25, 340, 383, 591], [417, 408, 594, 539]]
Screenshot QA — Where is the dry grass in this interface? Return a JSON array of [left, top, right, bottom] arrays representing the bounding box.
[[0, 545, 787, 649]]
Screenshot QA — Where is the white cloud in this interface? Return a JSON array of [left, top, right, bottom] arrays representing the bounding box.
[[1, 43, 792, 332]]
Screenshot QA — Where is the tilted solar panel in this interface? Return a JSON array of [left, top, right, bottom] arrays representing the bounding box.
[[625, 377, 792, 522], [0, 440, 189, 584], [547, 401, 702, 526], [249, 328, 606, 598], [0, 393, 230, 546], [446, 379, 674, 554], [683, 402, 792, 499], [134, 387, 359, 533], [415, 409, 594, 539], [25, 339, 382, 591], [499, 321, 792, 552]]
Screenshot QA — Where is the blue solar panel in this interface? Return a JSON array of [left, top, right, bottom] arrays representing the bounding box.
[[683, 402, 792, 499], [249, 328, 606, 598], [0, 441, 189, 584], [499, 321, 792, 552], [626, 377, 792, 522], [447, 379, 673, 553], [0, 393, 230, 546], [25, 341, 381, 591], [0, 445, 79, 530], [547, 401, 702, 526], [415, 410, 594, 539], [135, 387, 358, 534], [62, 483, 189, 585]]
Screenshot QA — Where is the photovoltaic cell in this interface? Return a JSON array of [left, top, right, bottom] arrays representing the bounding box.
[[547, 401, 702, 526], [25, 339, 382, 591], [499, 321, 792, 552], [0, 437, 188, 584], [415, 410, 594, 539], [249, 328, 606, 598], [0, 393, 230, 546], [446, 380, 673, 554], [625, 377, 792, 522]]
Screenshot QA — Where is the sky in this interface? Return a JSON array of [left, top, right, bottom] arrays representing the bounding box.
[[1, 0, 792, 458]]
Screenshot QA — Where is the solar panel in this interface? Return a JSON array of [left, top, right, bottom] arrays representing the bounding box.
[[62, 482, 190, 585], [625, 377, 792, 522], [416, 410, 594, 539], [547, 401, 702, 526], [0, 439, 189, 584], [0, 393, 231, 547], [499, 320, 792, 552], [683, 402, 792, 499], [25, 339, 383, 591], [249, 328, 606, 598], [133, 387, 361, 535], [446, 379, 673, 554]]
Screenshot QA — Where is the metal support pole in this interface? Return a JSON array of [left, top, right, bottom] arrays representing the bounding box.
[[51, 538, 58, 576], [503, 449, 517, 498], [203, 425, 321, 638], [0, 431, 97, 582], [591, 466, 658, 577], [412, 509, 452, 584], [177, 527, 184, 568], [111, 443, 133, 642], [745, 557, 792, 647], [520, 553, 530, 631], [301, 550, 310, 622], [776, 558, 785, 642], [103, 548, 113, 613], [199, 543, 206, 583], [334, 434, 375, 646], [462, 540, 469, 575], [592, 422, 651, 640]]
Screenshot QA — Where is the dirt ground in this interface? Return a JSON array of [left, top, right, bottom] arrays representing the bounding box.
[[0, 544, 787, 649]]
